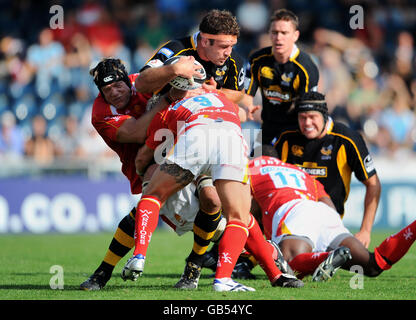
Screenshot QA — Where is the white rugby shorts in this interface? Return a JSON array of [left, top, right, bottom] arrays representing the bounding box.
[[158, 183, 199, 236], [271, 199, 352, 252], [164, 120, 249, 183]]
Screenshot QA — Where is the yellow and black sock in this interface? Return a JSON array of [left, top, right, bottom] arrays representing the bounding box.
[[94, 207, 136, 277], [187, 208, 222, 265]]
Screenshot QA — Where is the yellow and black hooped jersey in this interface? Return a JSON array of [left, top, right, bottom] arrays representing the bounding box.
[[274, 119, 377, 216], [245, 45, 319, 134], [140, 32, 245, 94]]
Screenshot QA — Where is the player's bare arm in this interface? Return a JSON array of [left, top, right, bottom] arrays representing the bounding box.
[[220, 87, 244, 104], [116, 88, 185, 143], [135, 144, 155, 176], [356, 174, 381, 248], [238, 93, 261, 121], [135, 56, 204, 93]]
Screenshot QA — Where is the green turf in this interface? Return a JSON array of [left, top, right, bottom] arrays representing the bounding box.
[[0, 230, 415, 300]]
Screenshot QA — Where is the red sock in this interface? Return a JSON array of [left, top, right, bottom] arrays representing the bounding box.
[[289, 252, 329, 279], [215, 220, 248, 279], [374, 220, 416, 270], [133, 196, 161, 257], [245, 214, 282, 282]]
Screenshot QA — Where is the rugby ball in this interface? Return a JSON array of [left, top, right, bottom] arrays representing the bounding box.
[[164, 55, 206, 90]]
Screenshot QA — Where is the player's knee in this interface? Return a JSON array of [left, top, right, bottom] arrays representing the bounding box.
[[142, 184, 170, 203], [199, 186, 221, 213]]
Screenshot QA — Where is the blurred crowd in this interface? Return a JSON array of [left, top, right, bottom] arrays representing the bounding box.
[[0, 0, 415, 170]]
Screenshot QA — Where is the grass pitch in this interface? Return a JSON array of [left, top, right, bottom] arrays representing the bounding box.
[[1, 229, 415, 301]]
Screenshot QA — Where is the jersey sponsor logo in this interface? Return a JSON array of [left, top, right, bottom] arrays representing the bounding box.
[[364, 154, 375, 173], [291, 145, 304, 157], [281, 72, 293, 86], [297, 162, 327, 177], [260, 66, 274, 79], [263, 86, 290, 103], [158, 47, 174, 58], [320, 145, 333, 160]]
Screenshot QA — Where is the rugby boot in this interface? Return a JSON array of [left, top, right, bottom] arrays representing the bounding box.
[[213, 278, 256, 292], [272, 273, 304, 288], [121, 254, 145, 281], [174, 261, 202, 289], [268, 240, 295, 275], [312, 246, 352, 282], [80, 270, 110, 291]]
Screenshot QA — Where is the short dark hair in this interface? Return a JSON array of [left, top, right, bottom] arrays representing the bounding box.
[[269, 9, 299, 30], [199, 9, 240, 37]]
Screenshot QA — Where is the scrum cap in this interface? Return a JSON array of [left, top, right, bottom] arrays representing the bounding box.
[[89, 58, 131, 93], [295, 92, 328, 123]]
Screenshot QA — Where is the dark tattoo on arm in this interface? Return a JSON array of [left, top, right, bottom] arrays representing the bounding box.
[[160, 163, 194, 186]]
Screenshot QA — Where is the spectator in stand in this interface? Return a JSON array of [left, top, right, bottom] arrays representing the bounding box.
[[84, 7, 124, 58], [133, 39, 154, 71], [26, 28, 68, 99], [236, 0, 269, 56], [139, 11, 170, 50], [0, 36, 33, 96], [377, 76, 416, 158], [24, 115, 57, 165], [74, 105, 116, 161], [51, 9, 85, 52], [55, 115, 83, 159], [0, 111, 24, 161], [393, 31, 414, 88]]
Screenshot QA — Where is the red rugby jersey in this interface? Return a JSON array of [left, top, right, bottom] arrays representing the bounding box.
[[249, 156, 328, 239], [145, 91, 241, 150], [91, 73, 152, 194]]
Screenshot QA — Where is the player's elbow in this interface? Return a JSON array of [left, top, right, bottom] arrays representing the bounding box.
[[134, 75, 153, 94], [365, 174, 382, 195]]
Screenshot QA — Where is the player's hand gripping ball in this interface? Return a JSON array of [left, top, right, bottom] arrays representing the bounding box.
[[164, 56, 206, 90]]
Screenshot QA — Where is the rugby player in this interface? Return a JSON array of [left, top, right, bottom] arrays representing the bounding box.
[[134, 9, 246, 105], [122, 91, 304, 291], [241, 9, 319, 144], [133, 9, 259, 288], [274, 91, 381, 248], [80, 58, 222, 290], [249, 150, 416, 281]]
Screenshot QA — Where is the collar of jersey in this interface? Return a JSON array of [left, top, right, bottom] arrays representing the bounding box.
[[289, 44, 300, 61], [191, 32, 199, 50], [325, 117, 334, 134]]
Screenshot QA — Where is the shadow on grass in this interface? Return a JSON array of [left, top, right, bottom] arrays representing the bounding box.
[[0, 283, 214, 291]]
